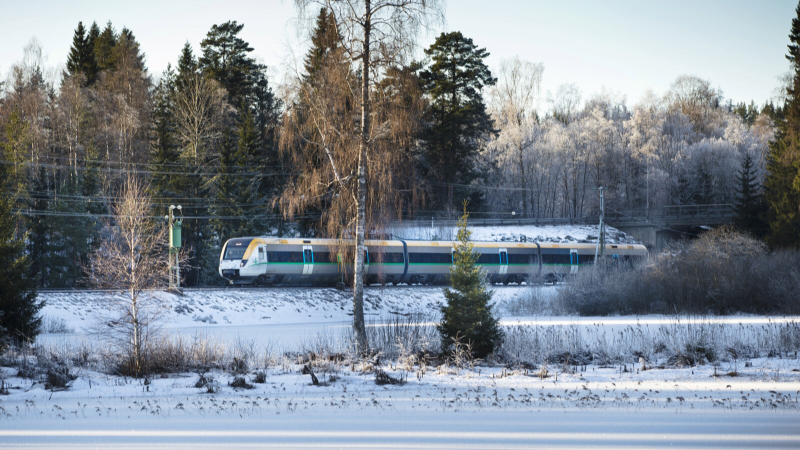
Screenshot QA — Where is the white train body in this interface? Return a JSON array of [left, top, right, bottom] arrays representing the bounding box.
[[219, 237, 648, 286]]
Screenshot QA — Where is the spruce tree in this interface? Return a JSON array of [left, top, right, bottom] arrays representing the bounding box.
[[302, 8, 340, 84], [176, 42, 197, 92], [419, 32, 498, 211], [66, 21, 98, 85], [150, 67, 181, 203], [0, 164, 42, 347], [210, 132, 244, 250], [47, 174, 92, 288], [235, 107, 265, 235], [734, 154, 768, 237], [439, 203, 503, 359], [27, 168, 50, 287], [765, 2, 800, 248], [93, 21, 117, 72]]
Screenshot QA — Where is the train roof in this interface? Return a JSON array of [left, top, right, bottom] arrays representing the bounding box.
[[225, 237, 646, 251]]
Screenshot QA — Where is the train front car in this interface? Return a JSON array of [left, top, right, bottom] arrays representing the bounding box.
[[219, 237, 259, 285]]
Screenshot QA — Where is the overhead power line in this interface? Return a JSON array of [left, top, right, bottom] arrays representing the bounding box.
[[0, 160, 291, 177]]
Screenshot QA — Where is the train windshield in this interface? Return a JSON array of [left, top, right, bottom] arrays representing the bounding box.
[[223, 238, 253, 260], [224, 247, 246, 260]]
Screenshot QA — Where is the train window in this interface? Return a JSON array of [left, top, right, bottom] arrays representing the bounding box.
[[507, 253, 538, 264], [408, 252, 452, 264], [267, 251, 304, 263], [257, 247, 265, 263], [313, 251, 336, 263], [224, 246, 246, 260], [303, 249, 313, 264], [541, 253, 571, 265], [500, 251, 508, 265], [477, 252, 499, 264], [580, 254, 595, 265], [372, 252, 404, 264]]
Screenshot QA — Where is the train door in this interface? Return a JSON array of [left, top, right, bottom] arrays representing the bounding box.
[[303, 245, 314, 275], [499, 248, 508, 275], [570, 249, 578, 274]]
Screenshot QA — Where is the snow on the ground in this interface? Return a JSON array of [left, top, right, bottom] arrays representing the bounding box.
[[9, 287, 800, 447], [1, 355, 799, 448], [389, 223, 639, 244], [38, 286, 548, 338]]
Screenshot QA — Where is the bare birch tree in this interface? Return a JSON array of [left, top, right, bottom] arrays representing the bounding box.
[[291, 0, 443, 352], [86, 176, 171, 376], [174, 73, 230, 161]]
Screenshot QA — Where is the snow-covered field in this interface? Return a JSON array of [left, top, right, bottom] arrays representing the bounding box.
[[3, 286, 800, 448]]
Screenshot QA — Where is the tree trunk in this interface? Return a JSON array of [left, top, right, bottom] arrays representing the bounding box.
[[352, 0, 370, 353], [519, 143, 528, 217]]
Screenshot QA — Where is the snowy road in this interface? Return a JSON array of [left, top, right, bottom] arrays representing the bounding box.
[[2, 410, 798, 449]]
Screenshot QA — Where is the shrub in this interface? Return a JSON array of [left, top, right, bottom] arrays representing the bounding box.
[[555, 227, 800, 316]]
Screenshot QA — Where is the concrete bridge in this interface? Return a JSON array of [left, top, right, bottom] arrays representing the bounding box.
[[393, 204, 735, 249]]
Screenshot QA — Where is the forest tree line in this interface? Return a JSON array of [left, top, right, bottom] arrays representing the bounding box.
[[0, 8, 797, 290]]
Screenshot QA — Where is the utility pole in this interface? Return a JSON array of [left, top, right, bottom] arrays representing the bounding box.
[[166, 205, 183, 291], [593, 187, 605, 265]]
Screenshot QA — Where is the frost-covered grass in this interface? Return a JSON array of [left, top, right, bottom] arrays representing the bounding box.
[[3, 311, 800, 448]]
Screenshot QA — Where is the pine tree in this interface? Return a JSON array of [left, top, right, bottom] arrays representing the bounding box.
[[0, 164, 42, 347], [734, 154, 768, 237], [199, 21, 282, 241], [419, 32, 498, 211], [438, 203, 503, 359], [66, 21, 98, 85], [199, 21, 260, 108], [765, 2, 800, 248]]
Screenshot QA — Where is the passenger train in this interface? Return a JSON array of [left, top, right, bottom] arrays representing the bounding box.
[[218, 237, 648, 286]]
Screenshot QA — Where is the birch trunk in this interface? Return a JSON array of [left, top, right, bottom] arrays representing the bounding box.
[[352, 0, 370, 353]]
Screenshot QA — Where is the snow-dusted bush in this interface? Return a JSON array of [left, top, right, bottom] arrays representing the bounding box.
[[41, 315, 74, 334], [555, 228, 800, 316]]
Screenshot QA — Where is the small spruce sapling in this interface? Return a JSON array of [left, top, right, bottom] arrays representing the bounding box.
[[438, 202, 503, 359]]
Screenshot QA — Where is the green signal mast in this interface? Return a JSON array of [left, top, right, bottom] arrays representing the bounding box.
[[166, 205, 183, 291]]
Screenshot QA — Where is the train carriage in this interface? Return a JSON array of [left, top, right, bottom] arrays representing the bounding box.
[[219, 237, 648, 286]]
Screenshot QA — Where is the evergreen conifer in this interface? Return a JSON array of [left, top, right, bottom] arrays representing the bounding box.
[[419, 32, 498, 211], [765, 2, 800, 248], [734, 154, 768, 237], [0, 164, 42, 347], [93, 21, 117, 72], [66, 21, 98, 85], [438, 203, 503, 358]]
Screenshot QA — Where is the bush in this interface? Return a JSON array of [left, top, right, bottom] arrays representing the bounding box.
[[556, 227, 800, 316]]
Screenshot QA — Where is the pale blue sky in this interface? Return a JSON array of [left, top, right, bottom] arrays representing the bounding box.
[[0, 0, 796, 108]]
